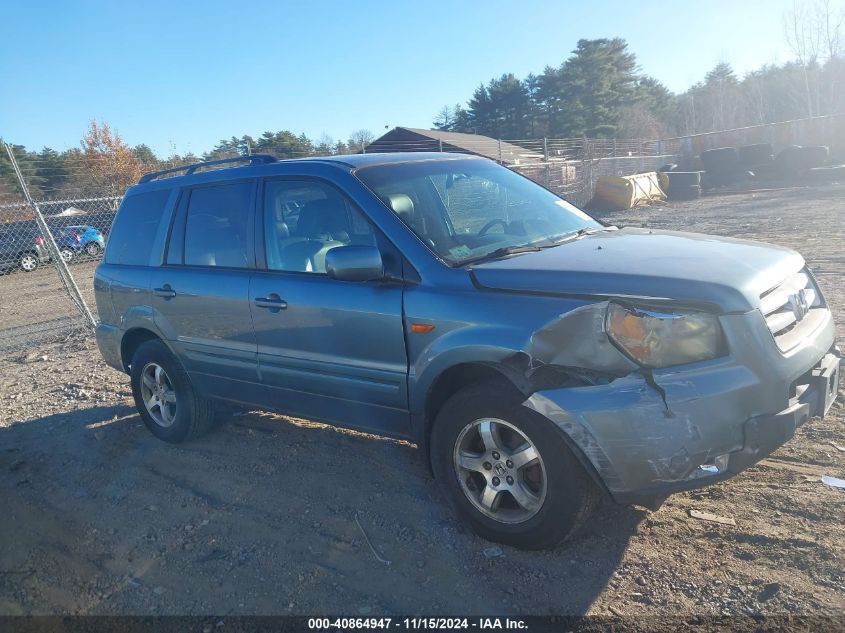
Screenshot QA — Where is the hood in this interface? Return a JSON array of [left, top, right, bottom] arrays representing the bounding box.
[[469, 227, 804, 313]]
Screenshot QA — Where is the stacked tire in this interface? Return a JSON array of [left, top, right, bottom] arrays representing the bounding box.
[[803, 165, 845, 183], [775, 145, 830, 177], [699, 147, 741, 188], [739, 143, 776, 180], [665, 171, 702, 200]]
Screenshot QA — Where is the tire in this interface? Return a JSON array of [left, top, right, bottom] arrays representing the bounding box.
[[801, 145, 829, 169], [775, 145, 805, 176], [430, 381, 599, 550], [803, 165, 845, 183], [130, 339, 216, 443], [668, 184, 701, 200], [738, 143, 773, 167], [59, 248, 74, 263], [700, 147, 739, 172], [666, 171, 701, 188], [19, 252, 39, 272], [85, 241, 102, 257]]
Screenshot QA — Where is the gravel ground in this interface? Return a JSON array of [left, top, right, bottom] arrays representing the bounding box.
[[0, 184, 843, 617]]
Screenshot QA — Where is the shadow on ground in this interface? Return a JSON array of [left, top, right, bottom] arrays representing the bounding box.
[[0, 403, 643, 615]]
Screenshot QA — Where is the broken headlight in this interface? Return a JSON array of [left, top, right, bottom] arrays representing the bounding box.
[[605, 303, 725, 368]]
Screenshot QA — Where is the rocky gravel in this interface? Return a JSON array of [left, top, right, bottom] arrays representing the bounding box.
[[0, 184, 843, 616]]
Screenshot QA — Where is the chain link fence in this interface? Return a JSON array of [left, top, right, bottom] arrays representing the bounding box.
[[0, 138, 674, 352]]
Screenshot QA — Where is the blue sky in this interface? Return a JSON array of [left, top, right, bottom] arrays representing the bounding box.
[[1, 0, 799, 156]]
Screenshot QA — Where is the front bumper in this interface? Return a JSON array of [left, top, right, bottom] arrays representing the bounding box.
[[523, 309, 840, 505]]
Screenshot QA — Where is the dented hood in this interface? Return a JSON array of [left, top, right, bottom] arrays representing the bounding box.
[[469, 227, 804, 313]]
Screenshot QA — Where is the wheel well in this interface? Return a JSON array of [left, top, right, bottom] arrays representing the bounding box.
[[423, 362, 522, 443], [120, 328, 161, 371]]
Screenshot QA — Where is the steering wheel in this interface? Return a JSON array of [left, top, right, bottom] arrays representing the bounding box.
[[477, 219, 508, 237]]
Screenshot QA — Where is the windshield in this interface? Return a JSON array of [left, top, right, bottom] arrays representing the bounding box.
[[355, 158, 601, 265]]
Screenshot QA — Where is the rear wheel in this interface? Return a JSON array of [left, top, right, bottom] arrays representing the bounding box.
[[19, 252, 39, 272], [85, 241, 102, 257], [59, 248, 74, 263], [431, 382, 599, 549], [130, 339, 216, 443]]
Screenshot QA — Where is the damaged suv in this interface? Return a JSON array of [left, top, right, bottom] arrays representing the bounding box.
[[94, 153, 840, 549]]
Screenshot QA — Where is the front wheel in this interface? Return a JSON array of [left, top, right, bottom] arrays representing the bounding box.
[[85, 241, 102, 257], [431, 382, 599, 549], [130, 339, 216, 443], [59, 248, 74, 263]]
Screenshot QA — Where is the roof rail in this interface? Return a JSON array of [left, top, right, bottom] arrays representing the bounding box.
[[138, 154, 278, 184]]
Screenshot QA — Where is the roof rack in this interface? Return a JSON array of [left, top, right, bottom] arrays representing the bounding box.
[[138, 154, 278, 184]]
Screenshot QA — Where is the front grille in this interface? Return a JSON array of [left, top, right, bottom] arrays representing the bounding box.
[[759, 268, 827, 350]]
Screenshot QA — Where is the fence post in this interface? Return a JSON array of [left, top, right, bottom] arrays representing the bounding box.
[[4, 143, 96, 329], [543, 137, 550, 188], [498, 139, 502, 164], [438, 139, 443, 152]]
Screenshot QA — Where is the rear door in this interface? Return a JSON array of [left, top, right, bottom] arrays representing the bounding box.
[[249, 177, 410, 437], [151, 180, 259, 395]]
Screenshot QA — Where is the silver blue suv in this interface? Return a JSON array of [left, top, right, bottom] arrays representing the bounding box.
[[94, 153, 840, 549]]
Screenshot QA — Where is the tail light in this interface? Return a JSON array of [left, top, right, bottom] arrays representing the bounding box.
[[35, 236, 43, 246], [74, 232, 80, 242]]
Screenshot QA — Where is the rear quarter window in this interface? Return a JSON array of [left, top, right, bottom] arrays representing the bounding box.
[[104, 189, 172, 266]]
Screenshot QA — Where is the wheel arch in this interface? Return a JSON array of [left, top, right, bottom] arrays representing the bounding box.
[[420, 361, 524, 465], [421, 362, 614, 501], [120, 327, 173, 372]]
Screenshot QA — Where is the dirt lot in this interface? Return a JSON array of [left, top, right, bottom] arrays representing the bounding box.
[[0, 184, 843, 617]]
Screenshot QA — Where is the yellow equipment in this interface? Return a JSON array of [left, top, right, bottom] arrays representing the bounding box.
[[594, 172, 667, 209]]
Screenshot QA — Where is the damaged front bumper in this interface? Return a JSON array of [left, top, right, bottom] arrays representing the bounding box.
[[523, 309, 840, 507]]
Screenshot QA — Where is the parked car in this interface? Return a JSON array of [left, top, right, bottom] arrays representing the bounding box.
[[49, 227, 83, 263], [62, 224, 105, 257], [94, 153, 840, 549], [0, 223, 50, 272]]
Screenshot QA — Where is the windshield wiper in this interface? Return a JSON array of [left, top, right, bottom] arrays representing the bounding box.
[[461, 243, 545, 266], [549, 225, 616, 244]]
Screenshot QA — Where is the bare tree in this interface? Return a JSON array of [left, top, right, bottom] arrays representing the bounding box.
[[784, 0, 845, 116]]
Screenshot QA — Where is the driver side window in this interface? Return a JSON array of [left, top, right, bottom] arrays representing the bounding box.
[[437, 173, 538, 236], [263, 180, 376, 274]]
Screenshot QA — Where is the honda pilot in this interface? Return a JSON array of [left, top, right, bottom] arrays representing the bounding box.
[[94, 153, 840, 549]]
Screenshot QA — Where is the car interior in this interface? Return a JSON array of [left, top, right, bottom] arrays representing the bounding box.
[[264, 184, 376, 273]]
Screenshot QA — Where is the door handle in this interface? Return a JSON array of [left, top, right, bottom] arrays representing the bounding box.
[[254, 294, 288, 310], [153, 285, 176, 299]]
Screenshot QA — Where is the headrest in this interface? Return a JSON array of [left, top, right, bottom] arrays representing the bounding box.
[[387, 194, 414, 222]]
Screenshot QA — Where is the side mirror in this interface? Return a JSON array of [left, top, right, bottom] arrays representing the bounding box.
[[325, 245, 384, 282]]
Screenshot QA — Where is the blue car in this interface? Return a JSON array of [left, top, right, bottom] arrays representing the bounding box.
[[64, 225, 105, 257]]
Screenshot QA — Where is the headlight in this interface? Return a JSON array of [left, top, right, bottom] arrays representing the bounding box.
[[605, 303, 725, 368]]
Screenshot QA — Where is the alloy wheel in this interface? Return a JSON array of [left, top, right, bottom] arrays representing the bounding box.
[[140, 362, 178, 427], [453, 418, 547, 524], [20, 254, 38, 271]]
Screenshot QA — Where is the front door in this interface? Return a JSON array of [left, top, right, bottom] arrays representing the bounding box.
[[249, 178, 409, 437]]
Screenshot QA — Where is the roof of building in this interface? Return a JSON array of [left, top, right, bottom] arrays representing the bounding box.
[[366, 127, 542, 165]]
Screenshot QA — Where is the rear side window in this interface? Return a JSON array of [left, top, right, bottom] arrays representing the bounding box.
[[104, 189, 172, 265], [183, 183, 252, 268]]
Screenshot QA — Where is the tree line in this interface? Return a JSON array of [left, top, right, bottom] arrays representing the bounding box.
[[0, 126, 377, 203], [434, 3, 845, 139]]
